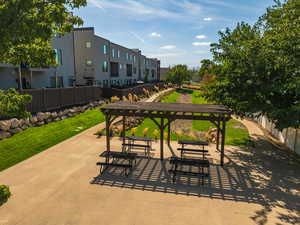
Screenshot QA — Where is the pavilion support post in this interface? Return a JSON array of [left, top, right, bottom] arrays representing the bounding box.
[[216, 120, 220, 150], [106, 115, 111, 152], [167, 119, 171, 144], [122, 116, 126, 145], [220, 119, 226, 166], [160, 118, 164, 160]]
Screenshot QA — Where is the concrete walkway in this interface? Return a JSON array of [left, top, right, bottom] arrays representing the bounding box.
[[0, 102, 299, 224]]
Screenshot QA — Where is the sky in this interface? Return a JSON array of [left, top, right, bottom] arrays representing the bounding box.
[[74, 0, 275, 68]]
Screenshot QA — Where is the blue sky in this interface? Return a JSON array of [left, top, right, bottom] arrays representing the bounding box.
[[74, 0, 274, 68]]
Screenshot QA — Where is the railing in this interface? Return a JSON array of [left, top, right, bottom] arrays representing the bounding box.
[[21, 86, 103, 113]]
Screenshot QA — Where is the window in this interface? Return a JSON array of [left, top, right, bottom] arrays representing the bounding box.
[[126, 53, 129, 60], [133, 55, 136, 63], [50, 76, 64, 88], [103, 45, 107, 54], [120, 64, 122, 70], [126, 64, 133, 76], [54, 49, 63, 65], [103, 61, 108, 72], [118, 50, 120, 58], [133, 67, 137, 74], [86, 42, 91, 48], [112, 48, 115, 58], [86, 60, 92, 66]]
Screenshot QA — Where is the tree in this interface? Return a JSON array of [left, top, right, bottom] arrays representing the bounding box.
[[166, 65, 191, 87], [198, 59, 214, 79], [0, 0, 86, 68], [204, 0, 300, 130]]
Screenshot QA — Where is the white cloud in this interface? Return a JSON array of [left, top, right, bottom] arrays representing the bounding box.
[[150, 32, 161, 37], [203, 17, 212, 21], [192, 42, 211, 46], [195, 35, 207, 39], [160, 45, 176, 50]]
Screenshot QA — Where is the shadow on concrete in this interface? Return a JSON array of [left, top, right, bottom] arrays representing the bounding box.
[[91, 134, 300, 225]]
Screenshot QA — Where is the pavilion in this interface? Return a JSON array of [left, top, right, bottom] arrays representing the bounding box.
[[100, 101, 231, 166]]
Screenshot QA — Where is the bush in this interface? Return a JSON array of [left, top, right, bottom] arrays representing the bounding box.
[[0, 88, 32, 118], [0, 185, 11, 206]]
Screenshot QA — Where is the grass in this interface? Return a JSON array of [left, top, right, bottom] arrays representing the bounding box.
[[0, 109, 105, 171], [160, 90, 180, 103]]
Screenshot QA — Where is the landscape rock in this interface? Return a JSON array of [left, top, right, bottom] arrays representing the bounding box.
[[0, 131, 11, 140], [18, 119, 25, 127], [54, 117, 61, 122], [24, 118, 31, 125], [10, 128, 22, 134], [21, 124, 29, 130], [10, 118, 20, 128], [37, 121, 45, 126], [51, 112, 58, 118], [61, 116, 68, 120], [44, 112, 51, 120], [30, 116, 38, 124], [0, 120, 11, 131], [37, 112, 46, 121]]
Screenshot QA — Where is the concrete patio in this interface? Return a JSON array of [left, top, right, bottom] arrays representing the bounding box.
[[0, 119, 299, 225]]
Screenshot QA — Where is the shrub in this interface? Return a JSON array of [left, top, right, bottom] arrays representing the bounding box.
[[131, 127, 137, 136], [142, 128, 149, 136], [0, 185, 11, 206], [110, 96, 120, 102], [153, 129, 160, 140], [0, 88, 32, 118]]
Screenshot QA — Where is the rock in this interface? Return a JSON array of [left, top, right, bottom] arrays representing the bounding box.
[[0, 131, 11, 140], [58, 111, 64, 117], [54, 117, 61, 122], [30, 116, 38, 124], [19, 119, 25, 127], [21, 124, 28, 130], [10, 118, 20, 128], [69, 109, 76, 114], [44, 112, 51, 120], [47, 118, 52, 123], [51, 112, 58, 118], [37, 112, 46, 121], [0, 120, 11, 131], [61, 116, 68, 120], [10, 128, 22, 134], [24, 118, 31, 126], [37, 121, 45, 126]]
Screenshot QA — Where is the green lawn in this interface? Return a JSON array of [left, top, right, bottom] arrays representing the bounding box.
[[0, 109, 105, 171], [160, 90, 180, 103]]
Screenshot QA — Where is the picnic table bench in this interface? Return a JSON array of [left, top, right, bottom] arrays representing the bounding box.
[[97, 150, 137, 176], [123, 136, 154, 157], [169, 156, 210, 183]]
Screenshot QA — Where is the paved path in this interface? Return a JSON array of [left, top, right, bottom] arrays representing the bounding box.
[[0, 101, 299, 225]]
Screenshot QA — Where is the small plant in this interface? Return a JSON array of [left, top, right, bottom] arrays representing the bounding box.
[[110, 96, 120, 102], [175, 129, 183, 139], [153, 129, 160, 140], [142, 128, 149, 137], [164, 132, 168, 139], [133, 94, 139, 101], [189, 131, 197, 140], [122, 96, 128, 101], [0, 185, 11, 206], [128, 93, 133, 101], [0, 88, 32, 118], [154, 85, 160, 92], [131, 127, 137, 136]]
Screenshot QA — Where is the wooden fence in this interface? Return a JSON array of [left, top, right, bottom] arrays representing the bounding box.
[[21, 86, 103, 113], [253, 116, 300, 156], [102, 82, 165, 98]]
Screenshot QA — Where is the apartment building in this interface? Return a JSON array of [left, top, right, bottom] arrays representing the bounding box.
[[0, 27, 160, 89]]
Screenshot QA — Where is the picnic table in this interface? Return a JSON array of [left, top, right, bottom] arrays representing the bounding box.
[[123, 136, 154, 157], [178, 140, 209, 158], [97, 150, 137, 176]]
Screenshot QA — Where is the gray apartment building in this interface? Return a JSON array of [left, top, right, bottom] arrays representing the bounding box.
[[0, 27, 160, 89]]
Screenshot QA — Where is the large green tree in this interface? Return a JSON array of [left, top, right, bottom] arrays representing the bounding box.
[[205, 0, 300, 129], [166, 65, 191, 87], [0, 0, 86, 67]]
